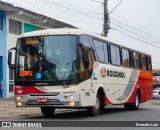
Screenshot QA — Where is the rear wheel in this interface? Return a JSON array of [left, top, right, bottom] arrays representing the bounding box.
[[41, 107, 55, 117], [101, 104, 105, 112], [124, 92, 140, 110], [87, 93, 101, 116]]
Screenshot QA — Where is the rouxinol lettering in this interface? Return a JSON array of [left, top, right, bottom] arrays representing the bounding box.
[[107, 70, 125, 78]]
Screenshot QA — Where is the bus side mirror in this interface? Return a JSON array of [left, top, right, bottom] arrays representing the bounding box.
[[8, 47, 16, 70]]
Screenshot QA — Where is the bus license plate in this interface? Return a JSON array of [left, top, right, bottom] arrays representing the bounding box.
[[36, 98, 48, 102]]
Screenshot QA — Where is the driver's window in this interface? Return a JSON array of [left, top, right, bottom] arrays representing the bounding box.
[[79, 35, 94, 80]]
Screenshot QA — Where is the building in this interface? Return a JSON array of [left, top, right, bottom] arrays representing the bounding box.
[[0, 1, 75, 98]]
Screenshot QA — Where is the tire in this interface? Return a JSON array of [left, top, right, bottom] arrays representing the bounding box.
[[41, 107, 55, 117], [87, 93, 101, 116], [100, 104, 105, 112], [124, 92, 140, 110], [124, 103, 132, 110]]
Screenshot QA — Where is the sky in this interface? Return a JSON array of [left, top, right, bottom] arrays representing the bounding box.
[[2, 0, 160, 68]]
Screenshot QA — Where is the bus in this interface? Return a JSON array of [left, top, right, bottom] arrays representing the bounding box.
[[8, 28, 153, 117]]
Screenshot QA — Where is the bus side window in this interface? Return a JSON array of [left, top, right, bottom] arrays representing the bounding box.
[[87, 36, 97, 62], [104, 43, 109, 64], [122, 48, 131, 68], [110, 44, 121, 66], [93, 40, 105, 63], [79, 35, 93, 80], [133, 51, 140, 69], [141, 54, 147, 71], [147, 56, 152, 71], [93, 39, 109, 64], [79, 35, 91, 48]]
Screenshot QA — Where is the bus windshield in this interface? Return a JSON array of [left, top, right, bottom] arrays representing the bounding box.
[[16, 35, 78, 81]]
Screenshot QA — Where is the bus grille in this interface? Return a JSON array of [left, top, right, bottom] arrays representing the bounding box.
[[28, 92, 59, 96], [26, 99, 62, 106]]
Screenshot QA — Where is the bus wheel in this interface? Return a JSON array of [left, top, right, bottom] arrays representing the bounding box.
[[124, 92, 140, 110], [41, 107, 55, 117], [132, 92, 140, 110], [87, 93, 101, 116]]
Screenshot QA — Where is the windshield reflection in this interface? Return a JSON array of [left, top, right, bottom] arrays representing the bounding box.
[[43, 35, 77, 80], [16, 35, 77, 81]]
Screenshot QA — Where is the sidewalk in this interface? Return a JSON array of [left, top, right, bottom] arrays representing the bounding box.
[[0, 97, 41, 119], [142, 99, 160, 105]]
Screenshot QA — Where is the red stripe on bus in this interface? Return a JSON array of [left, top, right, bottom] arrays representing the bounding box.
[[14, 86, 45, 94], [126, 70, 153, 103]]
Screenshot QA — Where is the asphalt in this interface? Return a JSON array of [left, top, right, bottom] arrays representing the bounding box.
[[0, 97, 160, 119]]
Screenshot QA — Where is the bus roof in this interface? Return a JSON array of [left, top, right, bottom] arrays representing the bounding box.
[[19, 28, 151, 56], [20, 28, 104, 38]]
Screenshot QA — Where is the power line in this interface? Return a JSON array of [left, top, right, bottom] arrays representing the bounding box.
[[18, 0, 160, 47], [35, 0, 103, 21], [110, 17, 160, 39], [111, 22, 160, 45], [89, 0, 104, 4], [52, 0, 103, 15], [111, 26, 160, 49], [109, 0, 124, 15], [19, 0, 104, 31], [20, 0, 103, 20], [19, 0, 104, 27], [20, 0, 103, 26]]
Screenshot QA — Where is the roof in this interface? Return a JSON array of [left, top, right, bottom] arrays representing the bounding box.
[[0, 1, 76, 28], [19, 28, 151, 55], [20, 28, 97, 37], [20, 28, 110, 42]]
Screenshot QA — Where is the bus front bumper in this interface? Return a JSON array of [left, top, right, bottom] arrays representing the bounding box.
[[15, 92, 82, 108]]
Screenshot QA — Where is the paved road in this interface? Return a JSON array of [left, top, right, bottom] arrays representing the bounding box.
[[1, 103, 160, 130], [2, 104, 160, 121]]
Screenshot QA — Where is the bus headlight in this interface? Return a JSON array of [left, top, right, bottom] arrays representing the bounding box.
[[69, 95, 74, 99], [16, 96, 24, 101], [17, 102, 22, 106], [64, 95, 74, 100], [69, 101, 75, 106], [16, 96, 21, 100]]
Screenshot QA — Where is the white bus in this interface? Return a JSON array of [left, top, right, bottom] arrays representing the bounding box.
[[8, 28, 153, 117]]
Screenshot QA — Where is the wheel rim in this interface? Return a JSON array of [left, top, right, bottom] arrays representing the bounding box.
[[94, 96, 100, 110], [135, 94, 139, 107]]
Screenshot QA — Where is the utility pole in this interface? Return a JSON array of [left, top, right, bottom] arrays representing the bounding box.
[[102, 0, 109, 37]]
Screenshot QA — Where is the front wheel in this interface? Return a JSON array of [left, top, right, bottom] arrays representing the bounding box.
[[41, 107, 55, 117], [124, 92, 140, 110], [87, 93, 101, 116]]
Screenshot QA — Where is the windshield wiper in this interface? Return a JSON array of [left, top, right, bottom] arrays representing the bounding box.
[[54, 75, 66, 89]]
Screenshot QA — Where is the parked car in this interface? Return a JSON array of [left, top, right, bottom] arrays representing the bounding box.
[[153, 90, 160, 99]]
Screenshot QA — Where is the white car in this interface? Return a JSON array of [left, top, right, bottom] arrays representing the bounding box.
[[153, 90, 160, 99]]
